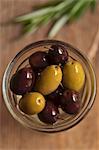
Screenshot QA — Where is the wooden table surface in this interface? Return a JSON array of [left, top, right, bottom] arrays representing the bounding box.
[[0, 1, 99, 150]]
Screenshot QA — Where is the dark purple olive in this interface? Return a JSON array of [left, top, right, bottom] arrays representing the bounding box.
[[60, 90, 80, 114], [48, 45, 68, 65], [29, 51, 48, 70], [38, 101, 59, 124], [46, 85, 64, 106], [10, 67, 35, 95]]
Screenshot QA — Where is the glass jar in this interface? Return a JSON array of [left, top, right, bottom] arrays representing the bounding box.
[[2, 40, 96, 133]]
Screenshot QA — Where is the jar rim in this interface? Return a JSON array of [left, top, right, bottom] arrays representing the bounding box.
[[2, 40, 96, 133]]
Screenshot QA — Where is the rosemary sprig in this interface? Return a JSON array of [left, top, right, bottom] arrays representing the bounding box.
[[15, 0, 96, 38]]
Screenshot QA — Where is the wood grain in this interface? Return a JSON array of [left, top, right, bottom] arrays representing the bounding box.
[[0, 1, 99, 150]]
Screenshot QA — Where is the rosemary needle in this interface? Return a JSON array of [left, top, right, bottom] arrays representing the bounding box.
[[15, 0, 96, 38]]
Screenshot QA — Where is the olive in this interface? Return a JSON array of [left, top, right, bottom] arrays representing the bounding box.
[[35, 65, 62, 95], [63, 60, 85, 91], [48, 45, 68, 65], [19, 92, 45, 115], [29, 51, 48, 70], [10, 67, 35, 95], [38, 101, 59, 124]]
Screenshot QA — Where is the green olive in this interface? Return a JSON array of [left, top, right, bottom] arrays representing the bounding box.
[[19, 92, 45, 115], [63, 60, 85, 91], [35, 65, 62, 95]]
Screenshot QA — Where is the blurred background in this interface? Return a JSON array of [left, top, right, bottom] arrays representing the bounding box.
[[0, 0, 99, 150]]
